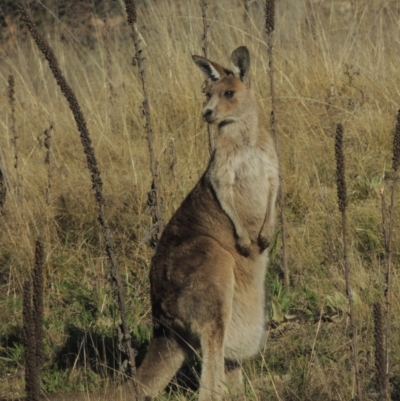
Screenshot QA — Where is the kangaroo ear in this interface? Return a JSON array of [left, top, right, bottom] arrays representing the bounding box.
[[192, 55, 227, 82], [231, 46, 250, 82]]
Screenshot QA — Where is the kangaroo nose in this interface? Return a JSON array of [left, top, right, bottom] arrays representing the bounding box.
[[203, 109, 213, 122]]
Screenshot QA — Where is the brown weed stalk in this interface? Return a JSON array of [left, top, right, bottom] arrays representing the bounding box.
[[18, 2, 136, 376], [0, 168, 6, 212], [380, 188, 388, 252], [265, 0, 289, 289], [334, 123, 362, 400], [124, 0, 164, 248], [373, 302, 387, 399], [23, 239, 45, 401], [32, 239, 44, 380], [23, 280, 37, 401], [243, 0, 251, 22], [8, 74, 18, 170], [200, 0, 209, 67], [383, 108, 400, 390], [167, 137, 177, 180], [43, 125, 53, 205], [103, 11, 116, 101], [199, 0, 214, 154]]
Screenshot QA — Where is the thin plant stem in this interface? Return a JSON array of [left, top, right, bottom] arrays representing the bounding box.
[[384, 108, 400, 390], [380, 189, 388, 250], [167, 137, 177, 180], [23, 279, 36, 401], [200, 0, 214, 154], [23, 239, 45, 401], [18, 2, 136, 376], [124, 0, 164, 248], [0, 168, 6, 213], [380, 187, 389, 399], [43, 125, 53, 205], [33, 239, 44, 373], [8, 74, 18, 170], [8, 74, 21, 202], [103, 7, 116, 101], [373, 302, 387, 399], [265, 0, 289, 289]]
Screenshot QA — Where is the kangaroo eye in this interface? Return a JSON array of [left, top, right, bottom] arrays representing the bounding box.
[[224, 91, 234, 98], [205, 92, 211, 100]]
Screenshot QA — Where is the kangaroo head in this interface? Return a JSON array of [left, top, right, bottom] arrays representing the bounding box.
[[192, 46, 255, 128]]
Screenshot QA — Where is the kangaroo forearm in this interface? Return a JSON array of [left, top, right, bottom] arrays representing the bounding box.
[[211, 182, 246, 238]]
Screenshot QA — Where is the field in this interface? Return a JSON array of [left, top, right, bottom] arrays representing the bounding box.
[[0, 0, 400, 399]]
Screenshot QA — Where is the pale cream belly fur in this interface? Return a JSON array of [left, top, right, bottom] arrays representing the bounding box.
[[224, 253, 268, 360]]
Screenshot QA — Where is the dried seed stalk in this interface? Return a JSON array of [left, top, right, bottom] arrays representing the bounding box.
[[8, 75, 18, 169], [23, 280, 37, 401], [18, 2, 136, 376], [243, 0, 251, 23], [334, 123, 362, 401], [335, 124, 347, 214], [43, 125, 53, 204], [384, 108, 400, 387], [103, 11, 116, 101], [380, 189, 388, 250], [167, 137, 177, 179], [265, 0, 275, 35], [373, 302, 387, 399], [265, 0, 289, 289], [23, 239, 45, 401], [33, 239, 44, 372], [199, 0, 214, 154], [200, 0, 209, 62], [0, 168, 6, 212], [124, 0, 164, 248]]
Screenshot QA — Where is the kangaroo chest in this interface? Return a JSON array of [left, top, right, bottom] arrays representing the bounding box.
[[231, 148, 271, 231]]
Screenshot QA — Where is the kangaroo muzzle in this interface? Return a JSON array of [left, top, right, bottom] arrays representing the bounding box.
[[202, 108, 214, 123]]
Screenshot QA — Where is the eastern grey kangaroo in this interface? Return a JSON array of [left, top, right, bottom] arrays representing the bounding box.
[[135, 46, 279, 401]]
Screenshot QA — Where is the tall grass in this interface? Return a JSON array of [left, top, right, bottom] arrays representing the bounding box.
[[0, 0, 399, 399]]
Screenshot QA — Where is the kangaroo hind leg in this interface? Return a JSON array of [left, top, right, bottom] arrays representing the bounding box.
[[135, 327, 192, 400], [179, 238, 235, 401], [225, 360, 244, 400]]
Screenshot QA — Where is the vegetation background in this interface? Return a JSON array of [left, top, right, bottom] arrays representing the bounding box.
[[0, 0, 399, 399]]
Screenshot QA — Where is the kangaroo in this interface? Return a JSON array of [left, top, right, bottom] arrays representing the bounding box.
[[135, 46, 279, 401]]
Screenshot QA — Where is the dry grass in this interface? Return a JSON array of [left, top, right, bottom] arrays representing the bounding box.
[[0, 0, 400, 399]]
